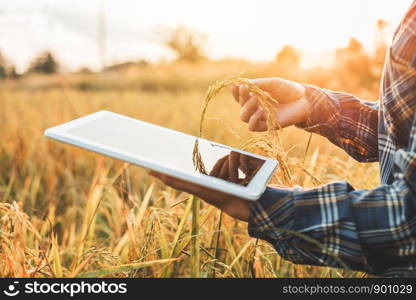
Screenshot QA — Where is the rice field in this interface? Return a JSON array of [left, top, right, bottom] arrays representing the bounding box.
[[0, 69, 380, 277]]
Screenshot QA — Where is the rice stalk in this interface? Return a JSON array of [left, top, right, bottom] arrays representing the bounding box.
[[223, 239, 253, 277], [248, 239, 258, 278], [210, 211, 223, 278], [77, 258, 178, 278], [192, 75, 292, 184], [163, 195, 193, 277], [190, 195, 200, 277]]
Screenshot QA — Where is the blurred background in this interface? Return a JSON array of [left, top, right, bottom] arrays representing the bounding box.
[[0, 0, 412, 278], [0, 0, 412, 93]]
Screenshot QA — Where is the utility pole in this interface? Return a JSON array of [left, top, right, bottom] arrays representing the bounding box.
[[98, 0, 106, 70]]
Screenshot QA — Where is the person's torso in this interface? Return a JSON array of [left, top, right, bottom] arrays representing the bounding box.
[[379, 2, 416, 184]]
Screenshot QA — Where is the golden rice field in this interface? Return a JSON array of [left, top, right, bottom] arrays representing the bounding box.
[[0, 72, 380, 278]]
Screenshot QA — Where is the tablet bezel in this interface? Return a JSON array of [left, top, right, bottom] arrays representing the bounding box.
[[44, 110, 278, 201]]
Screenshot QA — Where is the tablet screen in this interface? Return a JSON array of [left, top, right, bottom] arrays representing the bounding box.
[[65, 114, 265, 186]]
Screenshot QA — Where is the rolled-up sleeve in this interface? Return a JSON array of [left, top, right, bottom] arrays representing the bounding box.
[[296, 85, 379, 162]]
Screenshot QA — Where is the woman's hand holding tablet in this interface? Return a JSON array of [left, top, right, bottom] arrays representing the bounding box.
[[44, 110, 278, 203]]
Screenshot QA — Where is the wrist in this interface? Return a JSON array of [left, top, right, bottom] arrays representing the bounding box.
[[298, 95, 311, 125], [223, 196, 252, 222]]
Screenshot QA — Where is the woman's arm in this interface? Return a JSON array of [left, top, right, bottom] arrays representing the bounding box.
[[297, 85, 379, 162]]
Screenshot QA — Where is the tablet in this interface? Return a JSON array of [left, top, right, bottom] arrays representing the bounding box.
[[44, 110, 278, 201]]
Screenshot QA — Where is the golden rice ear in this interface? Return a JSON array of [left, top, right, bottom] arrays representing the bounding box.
[[192, 75, 292, 185]]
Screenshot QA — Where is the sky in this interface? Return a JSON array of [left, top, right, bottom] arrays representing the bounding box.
[[0, 0, 413, 72]]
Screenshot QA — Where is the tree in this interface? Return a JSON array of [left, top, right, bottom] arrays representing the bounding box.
[[275, 45, 300, 68], [165, 26, 206, 63], [374, 19, 389, 68], [29, 51, 59, 74], [0, 51, 19, 80], [334, 38, 374, 91], [8, 66, 19, 79], [0, 51, 8, 80], [0, 65, 5, 79]]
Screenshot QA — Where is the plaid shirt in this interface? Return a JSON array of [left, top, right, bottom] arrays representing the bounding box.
[[249, 3, 416, 277]]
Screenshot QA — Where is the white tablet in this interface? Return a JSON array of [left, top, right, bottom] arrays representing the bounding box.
[[44, 110, 278, 201]]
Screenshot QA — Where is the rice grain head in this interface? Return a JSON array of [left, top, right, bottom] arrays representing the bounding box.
[[192, 75, 292, 184]]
